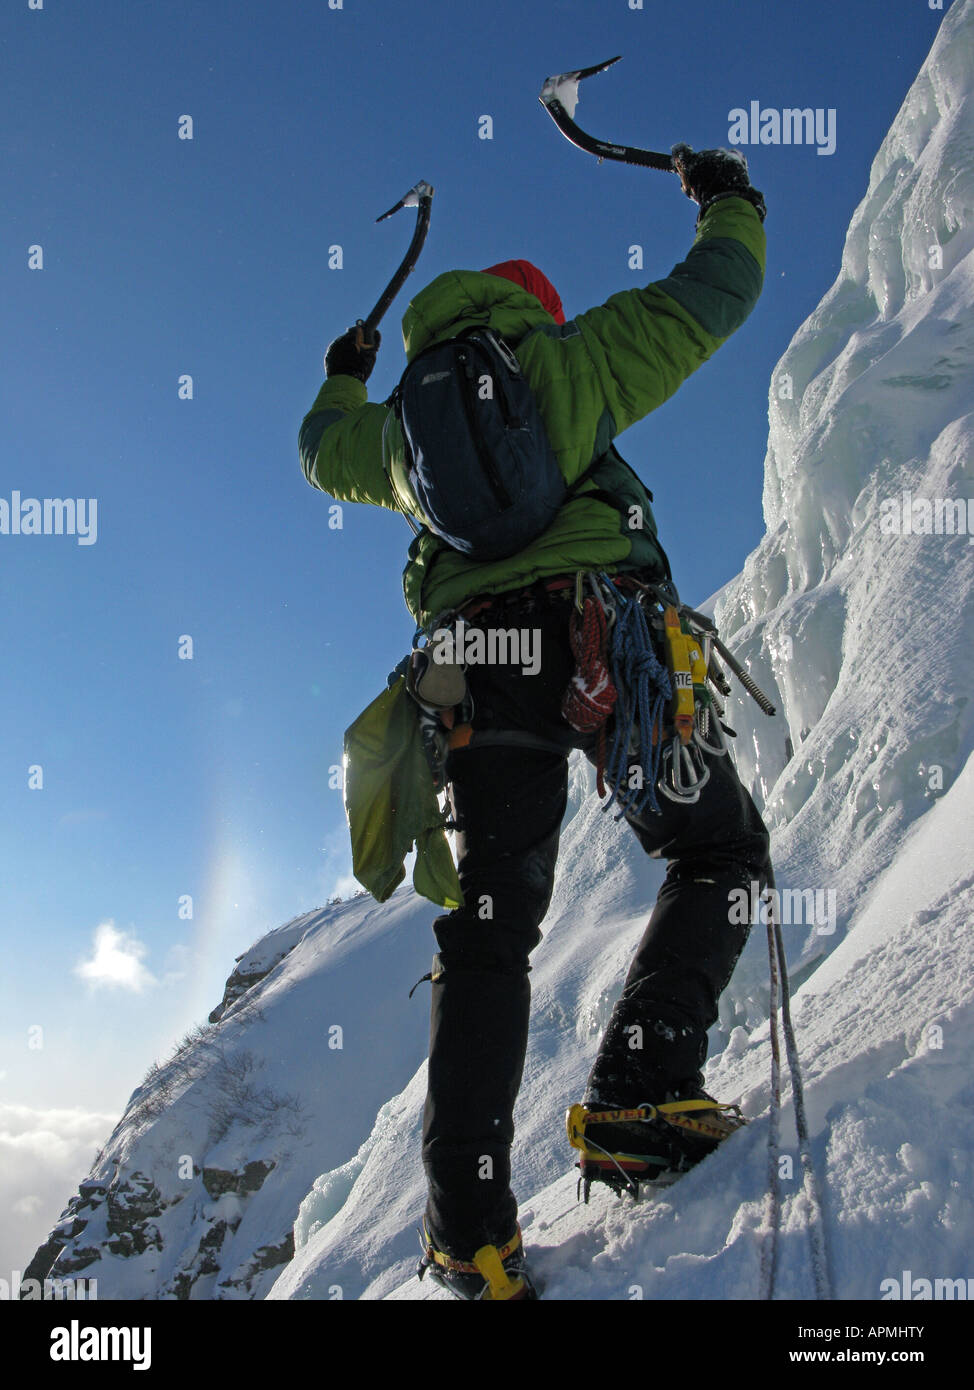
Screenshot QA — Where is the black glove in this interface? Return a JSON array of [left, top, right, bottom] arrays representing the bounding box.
[[671, 143, 767, 223], [324, 325, 381, 382]]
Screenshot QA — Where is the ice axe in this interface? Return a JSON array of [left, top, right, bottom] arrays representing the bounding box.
[[354, 180, 434, 350], [539, 57, 675, 171]]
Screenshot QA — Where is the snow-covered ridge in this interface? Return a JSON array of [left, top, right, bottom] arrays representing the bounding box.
[[762, 0, 974, 536], [712, 0, 974, 962]]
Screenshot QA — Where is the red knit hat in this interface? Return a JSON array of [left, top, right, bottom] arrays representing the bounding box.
[[481, 259, 565, 324]]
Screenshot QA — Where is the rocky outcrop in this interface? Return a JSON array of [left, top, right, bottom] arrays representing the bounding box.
[[215, 1231, 295, 1295], [208, 948, 296, 1023], [201, 1159, 275, 1199], [25, 1151, 291, 1300], [164, 1158, 284, 1300]]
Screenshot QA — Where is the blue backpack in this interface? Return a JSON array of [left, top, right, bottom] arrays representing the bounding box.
[[391, 328, 566, 562]]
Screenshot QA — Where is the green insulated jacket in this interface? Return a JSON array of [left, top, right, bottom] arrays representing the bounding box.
[[300, 195, 764, 907], [300, 195, 765, 630]]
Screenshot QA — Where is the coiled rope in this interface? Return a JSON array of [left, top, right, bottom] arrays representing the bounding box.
[[601, 581, 672, 820]]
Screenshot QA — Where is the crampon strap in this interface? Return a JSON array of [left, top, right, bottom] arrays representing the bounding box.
[[567, 1099, 744, 1148], [421, 1225, 520, 1274], [419, 1225, 528, 1300]]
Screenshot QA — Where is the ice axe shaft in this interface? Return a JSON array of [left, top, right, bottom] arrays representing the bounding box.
[[539, 57, 674, 172], [356, 180, 434, 348]]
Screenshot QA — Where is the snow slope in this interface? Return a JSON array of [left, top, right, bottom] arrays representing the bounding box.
[[25, 0, 974, 1300], [273, 752, 974, 1302]]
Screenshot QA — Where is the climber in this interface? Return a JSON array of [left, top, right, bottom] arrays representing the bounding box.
[[299, 144, 772, 1299]]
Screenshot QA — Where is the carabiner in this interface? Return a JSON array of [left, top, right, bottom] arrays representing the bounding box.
[[588, 572, 617, 628], [657, 737, 709, 804], [693, 706, 729, 758]]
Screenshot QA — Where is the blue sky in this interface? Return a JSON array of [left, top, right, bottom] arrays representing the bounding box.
[[0, 0, 950, 1194]]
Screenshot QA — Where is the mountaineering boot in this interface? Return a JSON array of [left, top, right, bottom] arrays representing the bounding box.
[[566, 1088, 746, 1201], [416, 1220, 538, 1300]]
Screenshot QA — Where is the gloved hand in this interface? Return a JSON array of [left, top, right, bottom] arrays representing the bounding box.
[[324, 325, 382, 382], [671, 144, 767, 223]]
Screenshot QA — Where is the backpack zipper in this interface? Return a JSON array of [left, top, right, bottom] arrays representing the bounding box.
[[456, 344, 513, 509], [474, 331, 525, 431]]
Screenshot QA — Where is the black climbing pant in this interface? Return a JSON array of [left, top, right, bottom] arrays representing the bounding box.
[[420, 587, 772, 1258]]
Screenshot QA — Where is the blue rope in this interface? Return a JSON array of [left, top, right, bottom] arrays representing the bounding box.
[[599, 577, 672, 819]]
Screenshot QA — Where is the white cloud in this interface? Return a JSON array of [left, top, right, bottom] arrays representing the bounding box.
[[317, 827, 362, 903], [327, 871, 361, 900], [13, 1194, 43, 1217], [0, 1103, 118, 1276], [75, 921, 157, 993]]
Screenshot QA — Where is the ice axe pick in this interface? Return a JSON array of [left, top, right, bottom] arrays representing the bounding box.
[[539, 57, 675, 172]]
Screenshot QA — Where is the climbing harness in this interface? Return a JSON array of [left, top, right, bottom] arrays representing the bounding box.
[[402, 565, 779, 837]]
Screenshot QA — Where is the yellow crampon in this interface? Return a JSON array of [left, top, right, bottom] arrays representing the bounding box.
[[566, 1099, 745, 1202], [419, 1223, 532, 1300], [473, 1243, 528, 1300], [567, 1098, 744, 1154]]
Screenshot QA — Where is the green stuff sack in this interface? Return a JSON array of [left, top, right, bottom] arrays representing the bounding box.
[[342, 676, 463, 910]]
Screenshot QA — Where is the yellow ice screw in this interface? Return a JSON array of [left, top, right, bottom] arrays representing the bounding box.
[[663, 605, 695, 744]]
